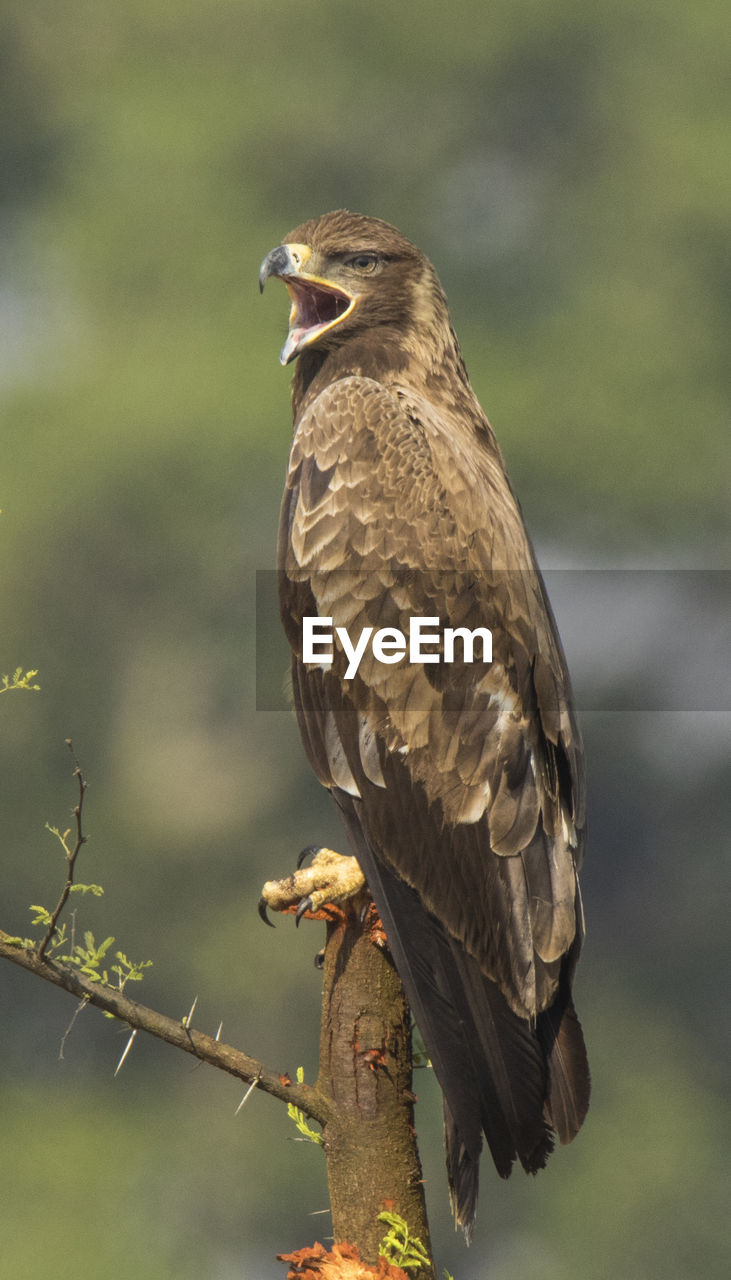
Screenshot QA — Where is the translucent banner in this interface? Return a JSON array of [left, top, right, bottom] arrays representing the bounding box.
[[255, 569, 730, 714]]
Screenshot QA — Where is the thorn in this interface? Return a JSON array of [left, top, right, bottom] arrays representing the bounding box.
[[308, 1208, 332, 1216], [215, 1021, 223, 1042], [114, 1027, 137, 1077], [258, 897, 275, 927], [295, 895, 314, 926], [182, 995, 198, 1028], [314, 949, 325, 970], [235, 1069, 262, 1115], [297, 845, 321, 869], [58, 993, 89, 1060]]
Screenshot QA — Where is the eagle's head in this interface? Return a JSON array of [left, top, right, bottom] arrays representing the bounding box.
[[259, 210, 447, 367]]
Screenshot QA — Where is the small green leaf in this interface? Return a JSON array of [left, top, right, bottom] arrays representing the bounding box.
[[377, 1210, 431, 1272], [286, 1068, 324, 1146], [29, 905, 53, 926], [0, 668, 41, 694]]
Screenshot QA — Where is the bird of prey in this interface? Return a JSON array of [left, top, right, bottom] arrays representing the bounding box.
[[259, 210, 590, 1236]]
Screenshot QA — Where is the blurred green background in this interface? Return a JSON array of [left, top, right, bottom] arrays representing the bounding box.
[[1, 2, 728, 1277]]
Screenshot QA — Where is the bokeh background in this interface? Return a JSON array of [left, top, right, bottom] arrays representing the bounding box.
[[1, 3, 728, 1278]]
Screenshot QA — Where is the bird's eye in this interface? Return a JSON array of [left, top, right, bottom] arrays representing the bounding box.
[[346, 253, 379, 273]]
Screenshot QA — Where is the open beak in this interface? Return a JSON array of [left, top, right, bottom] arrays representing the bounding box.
[[259, 243, 356, 365]]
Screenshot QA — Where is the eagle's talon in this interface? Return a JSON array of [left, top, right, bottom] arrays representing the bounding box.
[[258, 897, 275, 928], [259, 848, 367, 923], [297, 844, 321, 869], [296, 895, 314, 925], [314, 949, 325, 969]]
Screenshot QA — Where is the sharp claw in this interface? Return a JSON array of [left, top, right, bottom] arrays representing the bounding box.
[[297, 845, 321, 870], [258, 898, 275, 928], [295, 895, 314, 925], [314, 949, 325, 970], [359, 901, 370, 924]]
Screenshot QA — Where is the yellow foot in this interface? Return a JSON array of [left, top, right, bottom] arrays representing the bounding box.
[[259, 846, 367, 926]]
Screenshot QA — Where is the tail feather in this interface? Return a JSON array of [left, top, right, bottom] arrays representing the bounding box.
[[447, 940, 554, 1174], [443, 1100, 480, 1242], [332, 787, 589, 1239], [537, 986, 590, 1143]]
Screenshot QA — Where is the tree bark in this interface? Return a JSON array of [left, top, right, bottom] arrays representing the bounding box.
[[316, 907, 435, 1277]]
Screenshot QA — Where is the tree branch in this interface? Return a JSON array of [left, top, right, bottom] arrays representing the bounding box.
[[316, 906, 434, 1276], [0, 929, 330, 1126]]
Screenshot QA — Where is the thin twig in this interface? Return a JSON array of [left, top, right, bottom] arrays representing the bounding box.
[[59, 995, 90, 1060], [38, 742, 87, 962], [0, 930, 330, 1125]]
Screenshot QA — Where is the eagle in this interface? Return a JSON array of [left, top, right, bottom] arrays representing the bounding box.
[[259, 209, 590, 1236]]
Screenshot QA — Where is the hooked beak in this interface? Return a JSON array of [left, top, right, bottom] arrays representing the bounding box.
[[259, 242, 356, 365]]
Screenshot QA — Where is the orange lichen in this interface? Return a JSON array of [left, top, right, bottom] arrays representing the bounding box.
[[277, 1240, 408, 1279], [362, 1046, 388, 1073], [364, 903, 388, 948], [281, 902, 348, 924]]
